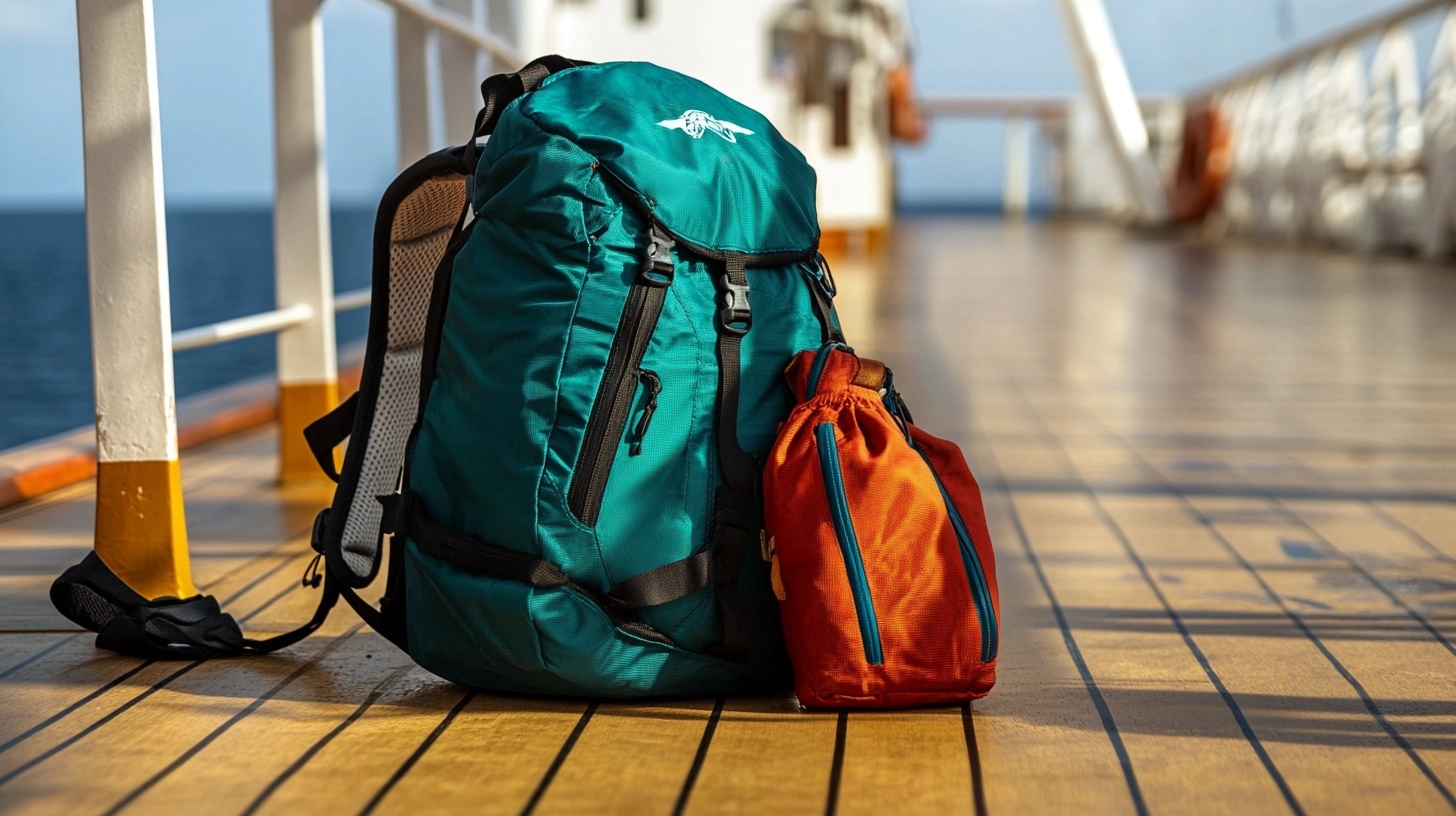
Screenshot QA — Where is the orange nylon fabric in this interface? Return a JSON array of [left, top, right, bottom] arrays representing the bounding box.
[[763, 346, 999, 709]]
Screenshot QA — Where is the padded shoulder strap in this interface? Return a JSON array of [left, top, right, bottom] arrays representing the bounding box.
[[308, 146, 473, 588]]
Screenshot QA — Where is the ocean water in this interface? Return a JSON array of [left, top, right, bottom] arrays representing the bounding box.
[[0, 207, 375, 451]]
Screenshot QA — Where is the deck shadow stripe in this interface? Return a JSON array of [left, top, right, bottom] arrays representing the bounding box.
[[0, 635, 79, 683], [960, 703, 986, 816], [100, 625, 365, 816], [1184, 496, 1456, 809], [519, 701, 597, 816], [983, 479, 1456, 504], [1008, 383, 1305, 816], [1085, 414, 1456, 805], [0, 662, 198, 788], [360, 689, 477, 816], [1088, 495, 1304, 815], [240, 663, 416, 816], [671, 697, 724, 816], [824, 711, 847, 816], [1273, 498, 1456, 662], [1365, 501, 1456, 565]]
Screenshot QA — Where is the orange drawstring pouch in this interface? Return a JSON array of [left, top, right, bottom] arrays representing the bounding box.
[[762, 343, 999, 709]]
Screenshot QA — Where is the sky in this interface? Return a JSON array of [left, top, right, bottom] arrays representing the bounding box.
[[0, 0, 1421, 208]]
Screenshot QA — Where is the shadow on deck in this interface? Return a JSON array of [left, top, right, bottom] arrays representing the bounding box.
[[3, 218, 1456, 814]]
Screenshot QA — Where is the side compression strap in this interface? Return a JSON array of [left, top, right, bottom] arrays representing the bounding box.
[[382, 490, 717, 617]]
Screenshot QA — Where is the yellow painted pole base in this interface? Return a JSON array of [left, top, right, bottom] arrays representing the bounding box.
[[278, 380, 339, 485], [94, 459, 196, 600]]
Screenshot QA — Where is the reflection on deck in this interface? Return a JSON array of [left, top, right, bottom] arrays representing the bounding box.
[[3, 218, 1456, 814]]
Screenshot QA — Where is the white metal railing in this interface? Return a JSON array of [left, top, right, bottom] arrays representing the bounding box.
[[918, 94, 1181, 217], [1198, 0, 1456, 255], [166, 0, 518, 355], [79, 0, 519, 495]]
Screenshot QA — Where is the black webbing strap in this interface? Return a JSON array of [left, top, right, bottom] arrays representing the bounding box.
[[703, 255, 760, 663], [464, 55, 593, 167], [382, 490, 713, 615], [302, 392, 358, 483]]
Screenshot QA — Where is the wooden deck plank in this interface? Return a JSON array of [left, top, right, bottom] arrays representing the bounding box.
[[1181, 494, 1456, 812], [680, 696, 838, 816], [965, 507, 1141, 815], [528, 700, 715, 815], [1374, 501, 1456, 562], [365, 694, 592, 816], [836, 708, 975, 815], [1007, 490, 1297, 815]]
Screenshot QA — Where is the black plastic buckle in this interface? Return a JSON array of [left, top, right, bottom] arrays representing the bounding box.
[[716, 275, 752, 336], [642, 226, 676, 286], [309, 508, 330, 555]]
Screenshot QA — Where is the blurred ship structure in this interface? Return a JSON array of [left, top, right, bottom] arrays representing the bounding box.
[[518, 0, 919, 250]]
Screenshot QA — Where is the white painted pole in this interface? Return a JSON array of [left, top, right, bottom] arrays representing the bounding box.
[[1004, 115, 1031, 218], [75, 0, 195, 599], [396, 8, 436, 168], [271, 0, 340, 483], [437, 0, 483, 144], [1055, 0, 1169, 224]]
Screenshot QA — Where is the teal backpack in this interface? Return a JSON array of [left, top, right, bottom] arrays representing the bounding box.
[[298, 57, 843, 697], [48, 57, 841, 693]]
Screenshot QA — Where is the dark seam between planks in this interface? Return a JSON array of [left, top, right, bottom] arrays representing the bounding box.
[[671, 697, 725, 816], [0, 635, 79, 683], [518, 701, 597, 816], [1088, 495, 1305, 815], [0, 662, 198, 787], [100, 624, 366, 816], [240, 662, 416, 816], [1365, 500, 1456, 565], [0, 574, 307, 769], [1006, 379, 1304, 815], [960, 384, 1149, 816], [1001, 494, 1150, 816], [1082, 409, 1456, 805], [0, 660, 151, 756], [1270, 497, 1456, 663], [360, 689, 478, 816], [823, 711, 847, 816], [1181, 494, 1456, 809], [960, 703, 987, 816]]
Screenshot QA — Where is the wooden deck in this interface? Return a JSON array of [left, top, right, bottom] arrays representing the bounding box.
[[3, 218, 1456, 814]]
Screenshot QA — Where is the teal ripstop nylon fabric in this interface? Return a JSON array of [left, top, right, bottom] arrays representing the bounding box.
[[404, 61, 827, 696]]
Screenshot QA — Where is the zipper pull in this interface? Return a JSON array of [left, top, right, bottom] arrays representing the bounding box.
[[630, 369, 662, 456]]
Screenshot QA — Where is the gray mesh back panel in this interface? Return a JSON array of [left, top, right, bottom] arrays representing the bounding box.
[[339, 175, 466, 579]]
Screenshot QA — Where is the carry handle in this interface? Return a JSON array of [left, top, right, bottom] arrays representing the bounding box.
[[463, 55, 593, 168]]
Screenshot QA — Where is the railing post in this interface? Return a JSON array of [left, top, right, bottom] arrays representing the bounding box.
[[437, 0, 483, 144], [396, 7, 436, 168], [76, 0, 195, 599], [1055, 0, 1169, 225], [1003, 115, 1031, 217], [271, 0, 339, 484]]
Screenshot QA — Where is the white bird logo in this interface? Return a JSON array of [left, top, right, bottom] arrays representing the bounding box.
[[657, 110, 755, 143]]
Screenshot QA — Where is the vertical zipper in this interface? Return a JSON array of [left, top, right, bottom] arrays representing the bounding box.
[[918, 449, 998, 663], [629, 369, 661, 456], [567, 226, 674, 526], [815, 422, 884, 665]]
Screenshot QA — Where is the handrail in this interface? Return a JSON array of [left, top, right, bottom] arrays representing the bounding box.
[[1190, 0, 1452, 98], [172, 288, 374, 352], [920, 93, 1180, 119], [172, 304, 313, 352], [374, 0, 522, 67]]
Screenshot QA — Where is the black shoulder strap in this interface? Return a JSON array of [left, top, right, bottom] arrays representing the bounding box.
[[464, 55, 593, 167]]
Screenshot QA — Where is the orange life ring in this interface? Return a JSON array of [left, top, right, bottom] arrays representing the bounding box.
[[888, 63, 927, 144], [1170, 106, 1233, 222]]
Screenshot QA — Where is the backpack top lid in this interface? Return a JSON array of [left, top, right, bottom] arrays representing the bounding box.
[[484, 61, 820, 257]]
